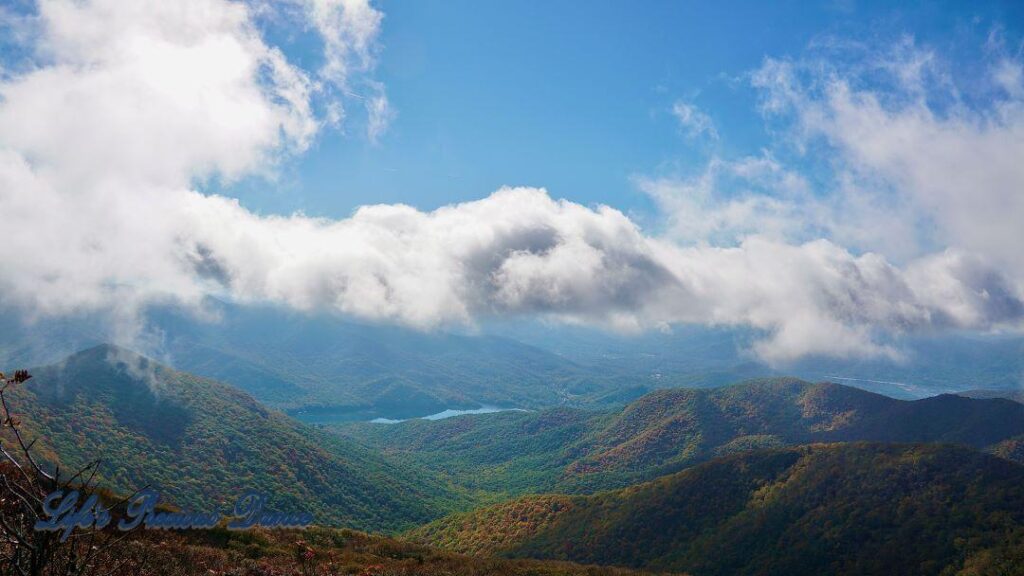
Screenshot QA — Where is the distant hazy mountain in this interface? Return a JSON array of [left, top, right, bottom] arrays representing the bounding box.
[[958, 388, 1024, 404], [409, 443, 1024, 576], [340, 378, 1024, 495], [3, 303, 1022, 420], [2, 345, 466, 532], [486, 321, 1024, 398], [0, 303, 601, 419]]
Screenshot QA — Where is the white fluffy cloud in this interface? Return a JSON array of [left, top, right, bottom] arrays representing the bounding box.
[[0, 0, 317, 327], [302, 0, 392, 139], [0, 3, 1021, 364], [0, 0, 377, 322], [747, 41, 1024, 272], [635, 40, 1024, 359], [671, 101, 719, 141], [82, 185, 1024, 364], [306, 0, 382, 84]]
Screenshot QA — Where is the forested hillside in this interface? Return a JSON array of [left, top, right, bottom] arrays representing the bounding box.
[[2, 345, 468, 532], [341, 378, 1024, 495], [410, 443, 1024, 575]]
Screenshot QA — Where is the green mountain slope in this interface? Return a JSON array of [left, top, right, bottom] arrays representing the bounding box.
[[340, 378, 1024, 495], [409, 443, 1024, 575], [339, 407, 597, 496], [2, 344, 466, 532]]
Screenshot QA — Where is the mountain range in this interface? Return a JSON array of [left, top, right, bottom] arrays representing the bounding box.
[[6, 341, 1024, 574], [409, 443, 1024, 575], [2, 303, 1022, 422], [338, 377, 1024, 495], [0, 305, 601, 420]]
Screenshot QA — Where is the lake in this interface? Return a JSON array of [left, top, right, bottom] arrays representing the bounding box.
[[370, 406, 526, 424]]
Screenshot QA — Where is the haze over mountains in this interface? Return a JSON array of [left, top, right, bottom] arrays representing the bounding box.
[[0, 305, 594, 419], [2, 302, 1022, 423]]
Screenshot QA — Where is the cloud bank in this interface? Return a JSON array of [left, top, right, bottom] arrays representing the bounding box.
[[0, 2, 1022, 364]]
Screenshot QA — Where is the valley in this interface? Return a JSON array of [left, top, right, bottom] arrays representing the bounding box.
[[336, 377, 1024, 496], [5, 343, 1024, 575]]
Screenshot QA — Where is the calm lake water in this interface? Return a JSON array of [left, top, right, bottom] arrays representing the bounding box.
[[370, 406, 526, 424], [292, 405, 527, 425]]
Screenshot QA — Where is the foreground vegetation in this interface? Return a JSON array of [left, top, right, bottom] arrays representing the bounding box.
[[1, 524, 676, 576]]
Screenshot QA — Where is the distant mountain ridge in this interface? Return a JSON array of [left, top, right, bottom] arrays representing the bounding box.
[[0, 304, 601, 419], [409, 443, 1024, 575], [340, 377, 1024, 495], [486, 322, 1024, 398], [2, 344, 467, 532], [958, 388, 1024, 404], [3, 303, 1023, 420]]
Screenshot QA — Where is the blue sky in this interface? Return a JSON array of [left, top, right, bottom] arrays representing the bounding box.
[[1, 0, 1022, 363], [231, 0, 1024, 222]]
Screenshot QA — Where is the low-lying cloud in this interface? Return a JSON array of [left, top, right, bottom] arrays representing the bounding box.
[[0, 2, 1022, 364]]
